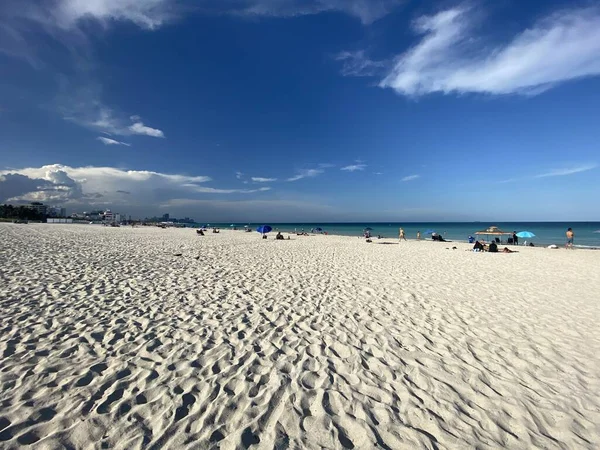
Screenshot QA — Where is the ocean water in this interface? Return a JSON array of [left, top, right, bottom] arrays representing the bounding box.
[[204, 222, 600, 248]]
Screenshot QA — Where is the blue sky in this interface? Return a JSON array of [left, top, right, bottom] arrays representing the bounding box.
[[1, 0, 599, 222]]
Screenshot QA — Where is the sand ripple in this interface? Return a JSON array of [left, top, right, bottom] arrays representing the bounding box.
[[1, 224, 599, 449]]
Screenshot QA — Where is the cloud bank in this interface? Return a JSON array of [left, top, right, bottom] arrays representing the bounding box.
[[0, 164, 272, 208]]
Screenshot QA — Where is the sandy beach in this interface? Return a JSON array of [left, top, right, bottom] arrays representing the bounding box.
[[0, 223, 599, 449]]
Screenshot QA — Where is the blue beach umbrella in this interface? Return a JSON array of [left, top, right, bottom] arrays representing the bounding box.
[[256, 225, 272, 234], [424, 229, 435, 234], [516, 231, 535, 239], [315, 227, 323, 232]]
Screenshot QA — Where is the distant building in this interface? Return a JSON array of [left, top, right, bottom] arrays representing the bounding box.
[[28, 202, 47, 216], [48, 206, 67, 217], [103, 210, 114, 222], [162, 213, 170, 221]]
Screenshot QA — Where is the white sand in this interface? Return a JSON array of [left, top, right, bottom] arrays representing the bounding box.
[[0, 223, 599, 449]]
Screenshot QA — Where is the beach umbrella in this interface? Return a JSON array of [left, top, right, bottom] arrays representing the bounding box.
[[256, 225, 272, 234], [315, 227, 323, 232], [516, 231, 535, 239], [474, 226, 511, 236], [425, 229, 435, 234]]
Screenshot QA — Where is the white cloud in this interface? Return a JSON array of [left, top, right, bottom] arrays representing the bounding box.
[[128, 120, 165, 138], [341, 164, 366, 172], [60, 92, 165, 138], [236, 171, 244, 179], [186, 185, 271, 194], [218, 0, 404, 25], [287, 168, 324, 182], [251, 177, 277, 182], [500, 164, 597, 183], [0, 164, 273, 207], [49, 0, 177, 31], [379, 6, 600, 96], [0, 0, 178, 68], [335, 50, 387, 76], [498, 164, 597, 183], [374, 172, 383, 175], [534, 164, 597, 178], [97, 136, 131, 146], [401, 174, 420, 181]]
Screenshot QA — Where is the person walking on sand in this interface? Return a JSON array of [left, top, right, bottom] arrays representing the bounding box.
[[566, 227, 574, 249], [417, 231, 421, 240], [399, 228, 407, 241]]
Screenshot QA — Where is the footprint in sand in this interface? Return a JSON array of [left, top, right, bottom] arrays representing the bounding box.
[[76, 372, 94, 387], [174, 393, 196, 421], [301, 372, 324, 390], [96, 388, 125, 414]]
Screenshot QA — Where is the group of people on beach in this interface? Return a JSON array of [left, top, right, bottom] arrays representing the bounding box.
[[195, 225, 578, 249], [472, 240, 516, 253], [398, 228, 448, 242]]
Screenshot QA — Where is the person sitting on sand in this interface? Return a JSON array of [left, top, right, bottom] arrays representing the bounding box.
[[196, 229, 205, 236], [276, 232, 284, 240], [473, 240, 484, 251], [489, 241, 498, 253]]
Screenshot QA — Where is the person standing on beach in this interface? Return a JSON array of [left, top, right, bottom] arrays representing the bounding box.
[[417, 231, 421, 240], [566, 227, 574, 249], [399, 228, 406, 241], [513, 231, 518, 246]]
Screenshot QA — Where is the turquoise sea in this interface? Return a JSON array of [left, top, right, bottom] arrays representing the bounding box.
[[201, 222, 600, 248]]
